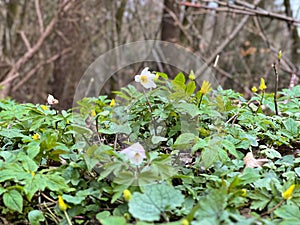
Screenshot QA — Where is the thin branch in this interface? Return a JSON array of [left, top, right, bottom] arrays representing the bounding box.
[[179, 1, 300, 26], [195, 0, 262, 78], [12, 48, 72, 92], [35, 0, 44, 34], [18, 31, 32, 51]]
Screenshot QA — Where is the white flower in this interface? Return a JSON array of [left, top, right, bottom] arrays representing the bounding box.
[[47, 94, 59, 105], [134, 67, 156, 89], [120, 142, 146, 166]]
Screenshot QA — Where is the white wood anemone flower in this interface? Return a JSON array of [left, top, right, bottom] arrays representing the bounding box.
[[120, 142, 146, 166], [47, 94, 59, 105], [134, 67, 156, 89]]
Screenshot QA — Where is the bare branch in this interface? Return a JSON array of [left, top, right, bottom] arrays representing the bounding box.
[[195, 0, 263, 78], [180, 1, 300, 26], [35, 0, 44, 34], [12, 47, 72, 92], [18, 31, 32, 51]]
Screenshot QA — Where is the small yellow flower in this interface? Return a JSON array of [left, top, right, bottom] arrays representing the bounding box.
[[31, 171, 35, 177], [41, 105, 48, 110], [180, 218, 190, 225], [278, 50, 282, 60], [58, 195, 69, 211], [32, 133, 40, 140], [251, 86, 257, 92], [123, 189, 132, 202], [282, 184, 295, 200], [259, 78, 267, 91], [189, 70, 195, 81], [154, 73, 160, 82], [110, 99, 115, 107], [91, 110, 96, 117], [199, 80, 212, 95], [241, 189, 247, 197]]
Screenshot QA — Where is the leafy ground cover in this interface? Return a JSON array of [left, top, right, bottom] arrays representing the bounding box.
[[0, 69, 300, 225]]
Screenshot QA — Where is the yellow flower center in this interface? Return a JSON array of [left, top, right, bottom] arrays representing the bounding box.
[[140, 75, 149, 85]]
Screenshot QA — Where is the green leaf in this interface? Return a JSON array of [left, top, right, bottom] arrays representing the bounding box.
[[186, 81, 196, 96], [138, 170, 159, 186], [274, 204, 300, 224], [0, 128, 27, 138], [26, 141, 41, 159], [173, 133, 199, 150], [113, 171, 135, 186], [24, 174, 46, 200], [222, 139, 240, 158], [28, 210, 45, 225], [128, 183, 184, 221], [98, 216, 127, 225], [171, 72, 186, 94], [3, 190, 23, 213], [96, 211, 110, 220], [194, 188, 227, 223], [173, 72, 186, 84], [174, 102, 200, 118], [202, 147, 219, 169], [249, 189, 271, 211], [151, 136, 167, 144], [284, 118, 298, 136], [44, 174, 70, 192]]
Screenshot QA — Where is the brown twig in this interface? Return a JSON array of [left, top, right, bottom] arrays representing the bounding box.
[[0, 0, 77, 98], [35, 0, 44, 34], [12, 48, 72, 92], [194, 0, 262, 78], [18, 31, 32, 51], [179, 0, 300, 26]]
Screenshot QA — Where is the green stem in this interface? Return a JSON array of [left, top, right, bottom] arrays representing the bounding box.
[[142, 89, 157, 136], [198, 93, 204, 108], [64, 210, 73, 225], [272, 63, 279, 115], [255, 91, 264, 114]]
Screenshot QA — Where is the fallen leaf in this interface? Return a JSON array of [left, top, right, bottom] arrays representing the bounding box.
[[244, 152, 268, 168]]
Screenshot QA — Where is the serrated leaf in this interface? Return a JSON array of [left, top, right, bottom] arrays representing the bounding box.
[[284, 118, 298, 136], [28, 210, 45, 225], [194, 188, 227, 223], [44, 174, 70, 192], [0, 128, 27, 138], [173, 133, 199, 150], [222, 139, 239, 158], [249, 190, 270, 211], [3, 190, 23, 213], [274, 204, 300, 223], [202, 146, 219, 169], [129, 183, 184, 221], [174, 102, 200, 118], [24, 174, 46, 200], [113, 171, 135, 186]]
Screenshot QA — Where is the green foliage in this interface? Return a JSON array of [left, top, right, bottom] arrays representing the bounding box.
[[0, 71, 300, 224], [128, 183, 184, 221]]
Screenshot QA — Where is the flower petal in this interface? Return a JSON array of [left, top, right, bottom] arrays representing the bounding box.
[[143, 80, 157, 89], [134, 75, 141, 82], [140, 67, 149, 75]]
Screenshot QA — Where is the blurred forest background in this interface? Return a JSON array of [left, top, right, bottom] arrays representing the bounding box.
[[0, 0, 299, 109]]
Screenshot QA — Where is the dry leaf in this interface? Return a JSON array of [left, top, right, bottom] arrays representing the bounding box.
[[244, 152, 268, 168]]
